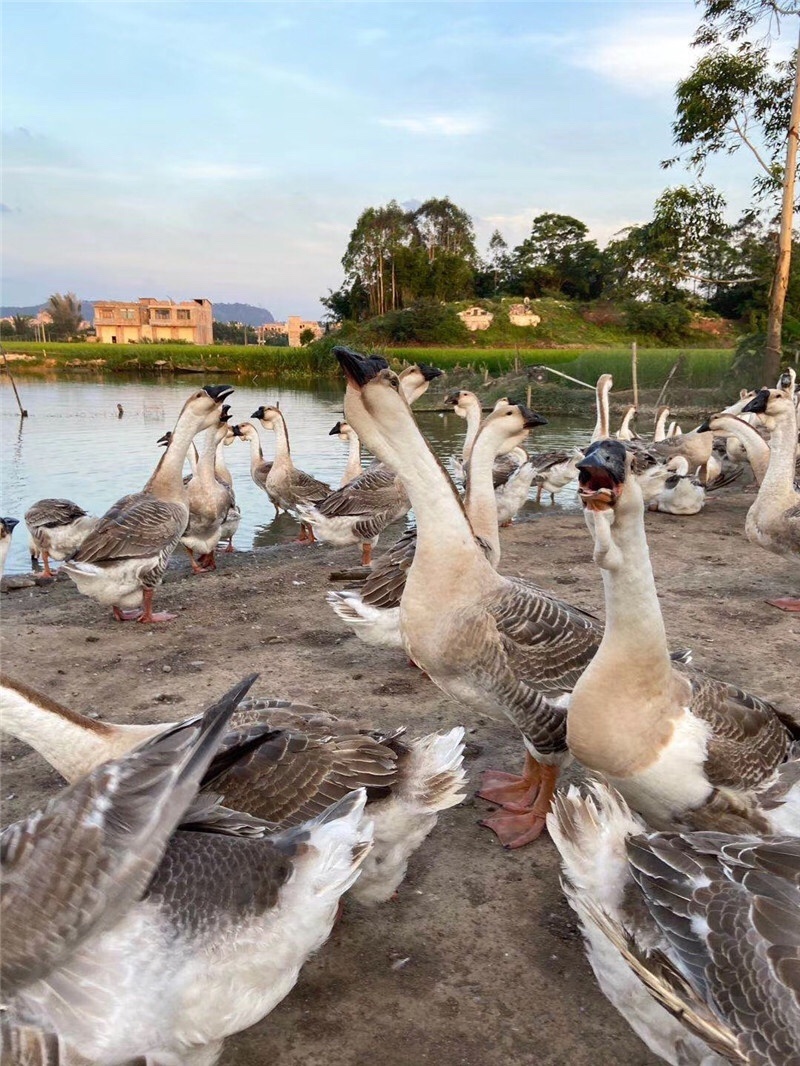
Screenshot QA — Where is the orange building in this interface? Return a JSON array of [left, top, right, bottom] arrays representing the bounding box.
[[93, 298, 213, 344]]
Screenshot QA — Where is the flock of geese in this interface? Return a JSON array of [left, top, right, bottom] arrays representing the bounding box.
[[1, 348, 800, 1065]]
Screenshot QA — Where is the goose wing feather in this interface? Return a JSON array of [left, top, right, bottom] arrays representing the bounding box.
[[24, 499, 88, 529], [626, 832, 800, 1066], [72, 494, 187, 564], [315, 465, 402, 518], [291, 468, 331, 503]]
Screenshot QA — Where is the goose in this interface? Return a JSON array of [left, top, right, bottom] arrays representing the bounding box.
[[666, 421, 682, 438], [330, 419, 363, 486], [531, 448, 583, 504], [615, 406, 639, 441], [446, 389, 526, 487], [590, 373, 614, 442], [232, 419, 273, 501], [652, 406, 670, 442], [700, 411, 770, 474], [0, 672, 466, 906], [250, 405, 331, 540], [569, 438, 800, 832], [25, 498, 98, 578], [326, 403, 547, 649], [548, 780, 800, 1066], [180, 423, 237, 573], [0, 516, 19, 578], [334, 345, 608, 848], [214, 425, 241, 552], [63, 385, 233, 623], [648, 456, 706, 515], [295, 364, 442, 565], [3, 677, 375, 1066], [739, 379, 800, 611]]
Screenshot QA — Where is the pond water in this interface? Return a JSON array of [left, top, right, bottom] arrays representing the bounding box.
[[1, 374, 593, 575]]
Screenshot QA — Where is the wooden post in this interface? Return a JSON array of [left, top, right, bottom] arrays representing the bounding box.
[[526, 384, 532, 408], [1, 348, 28, 417], [631, 342, 639, 409], [655, 360, 680, 411]]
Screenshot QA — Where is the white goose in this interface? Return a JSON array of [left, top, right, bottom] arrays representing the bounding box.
[[648, 456, 706, 515], [329, 419, 363, 486], [3, 676, 374, 1066], [0, 516, 19, 578], [64, 386, 233, 622], [548, 780, 800, 1066], [569, 438, 800, 833], [180, 422, 237, 573], [326, 403, 547, 648], [739, 378, 800, 610]]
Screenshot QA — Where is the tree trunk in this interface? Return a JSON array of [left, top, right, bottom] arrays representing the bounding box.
[[764, 29, 800, 384]]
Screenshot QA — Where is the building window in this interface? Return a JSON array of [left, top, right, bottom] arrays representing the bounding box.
[[101, 310, 114, 320], [121, 308, 136, 320], [176, 309, 190, 321], [154, 309, 171, 320]]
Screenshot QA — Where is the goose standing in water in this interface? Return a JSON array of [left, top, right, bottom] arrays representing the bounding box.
[[740, 380, 800, 611], [569, 439, 800, 832], [296, 363, 442, 564], [330, 419, 364, 486], [0, 672, 466, 906], [0, 516, 19, 578], [250, 405, 331, 540], [3, 675, 376, 1065], [335, 346, 604, 848], [25, 499, 98, 578], [64, 385, 233, 623], [548, 780, 800, 1066], [326, 403, 547, 648], [214, 423, 241, 552], [615, 406, 639, 441], [232, 419, 273, 501]]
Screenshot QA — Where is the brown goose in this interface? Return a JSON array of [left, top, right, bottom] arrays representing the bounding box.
[[335, 346, 607, 848], [25, 498, 98, 578], [549, 781, 800, 1066], [180, 423, 237, 573], [569, 439, 800, 834], [64, 386, 233, 622], [0, 673, 466, 905]]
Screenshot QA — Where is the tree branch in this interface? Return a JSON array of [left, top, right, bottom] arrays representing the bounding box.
[[729, 116, 776, 177]]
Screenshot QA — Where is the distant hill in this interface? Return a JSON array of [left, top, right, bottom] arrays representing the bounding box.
[[1, 300, 275, 326]]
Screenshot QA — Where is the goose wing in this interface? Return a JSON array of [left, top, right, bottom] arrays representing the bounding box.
[[315, 465, 401, 518], [72, 493, 188, 564], [0, 676, 254, 996], [680, 671, 795, 791], [291, 467, 331, 503], [198, 701, 400, 825], [24, 499, 88, 529], [626, 831, 800, 1065], [357, 528, 417, 609]]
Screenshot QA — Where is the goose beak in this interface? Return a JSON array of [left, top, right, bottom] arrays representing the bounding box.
[[220, 405, 232, 424], [334, 346, 389, 388], [517, 405, 548, 429], [576, 440, 627, 511], [251, 407, 266, 419], [203, 384, 234, 403], [741, 389, 770, 415], [444, 390, 461, 406], [696, 417, 712, 433], [328, 421, 343, 436], [417, 363, 443, 382], [1, 517, 19, 534], [156, 432, 171, 447], [231, 424, 244, 437]]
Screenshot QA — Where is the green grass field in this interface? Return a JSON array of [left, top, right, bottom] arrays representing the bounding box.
[[3, 339, 736, 390]]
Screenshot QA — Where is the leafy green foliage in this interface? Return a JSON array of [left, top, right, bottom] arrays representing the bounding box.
[[622, 301, 693, 343], [46, 292, 83, 339]]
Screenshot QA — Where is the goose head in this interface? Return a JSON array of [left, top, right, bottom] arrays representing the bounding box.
[[178, 385, 235, 435], [476, 404, 548, 456], [231, 421, 260, 444], [577, 440, 641, 570], [444, 389, 480, 419], [157, 431, 172, 448], [329, 419, 356, 442], [336, 347, 413, 458], [399, 363, 443, 405], [1, 517, 19, 538], [742, 386, 797, 426], [250, 405, 282, 431]]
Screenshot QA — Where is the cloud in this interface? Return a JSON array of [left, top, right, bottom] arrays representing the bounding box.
[[571, 12, 697, 95], [379, 114, 486, 137], [162, 163, 269, 182]]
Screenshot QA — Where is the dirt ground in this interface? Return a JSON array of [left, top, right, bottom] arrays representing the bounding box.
[[1, 488, 798, 1066]]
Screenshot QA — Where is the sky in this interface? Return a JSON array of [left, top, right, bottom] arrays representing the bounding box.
[[0, 0, 784, 320]]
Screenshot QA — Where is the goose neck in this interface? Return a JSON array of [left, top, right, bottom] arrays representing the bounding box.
[[146, 409, 203, 500], [270, 414, 292, 466], [342, 434, 362, 486], [461, 404, 482, 462], [464, 430, 502, 565], [759, 408, 799, 501]]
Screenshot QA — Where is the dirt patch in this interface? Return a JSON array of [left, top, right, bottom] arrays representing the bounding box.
[[1, 489, 797, 1066]]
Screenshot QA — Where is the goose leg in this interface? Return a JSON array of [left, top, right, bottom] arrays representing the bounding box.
[[40, 550, 56, 579], [477, 751, 541, 808], [296, 522, 316, 544], [361, 542, 372, 566], [112, 606, 144, 621], [197, 551, 217, 571], [765, 597, 800, 612], [536, 485, 543, 504], [185, 547, 211, 574], [137, 588, 176, 623], [224, 537, 235, 553], [479, 764, 559, 849]]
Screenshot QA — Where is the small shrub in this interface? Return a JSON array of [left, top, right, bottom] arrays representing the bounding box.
[[623, 301, 692, 344]]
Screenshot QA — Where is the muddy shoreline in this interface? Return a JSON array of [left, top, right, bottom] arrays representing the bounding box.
[[2, 492, 797, 1066]]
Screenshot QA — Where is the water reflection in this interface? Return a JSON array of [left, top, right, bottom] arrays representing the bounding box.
[[1, 373, 592, 575]]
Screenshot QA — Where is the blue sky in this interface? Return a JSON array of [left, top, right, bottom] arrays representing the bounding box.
[[0, 1, 775, 319]]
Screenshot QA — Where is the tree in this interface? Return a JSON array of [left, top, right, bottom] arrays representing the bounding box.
[[410, 197, 476, 263], [485, 229, 510, 293], [299, 327, 316, 346], [512, 213, 604, 298], [46, 292, 83, 339], [11, 314, 31, 338], [666, 0, 800, 380]]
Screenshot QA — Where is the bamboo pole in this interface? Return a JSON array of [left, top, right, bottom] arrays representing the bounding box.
[[1, 348, 28, 417], [631, 341, 639, 409], [526, 384, 532, 408], [654, 360, 680, 411], [530, 365, 595, 390]]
